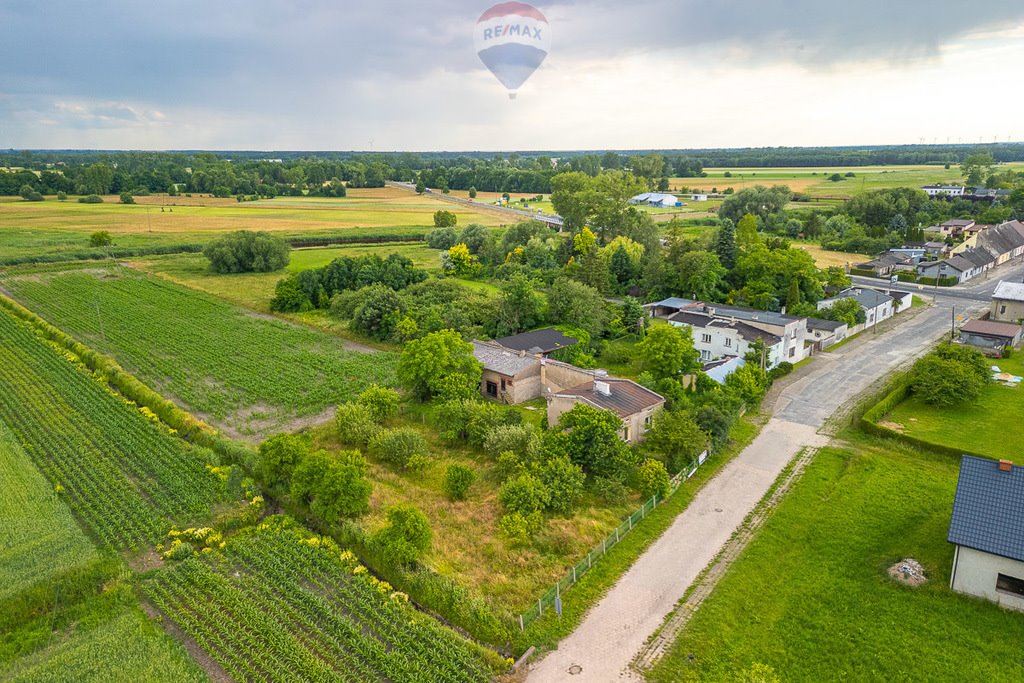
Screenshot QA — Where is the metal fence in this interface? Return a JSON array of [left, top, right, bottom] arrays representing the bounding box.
[[517, 450, 709, 631]]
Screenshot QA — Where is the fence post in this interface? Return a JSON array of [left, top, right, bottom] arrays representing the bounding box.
[[629, 515, 633, 530], [573, 566, 577, 583], [519, 614, 524, 631], [615, 527, 620, 543], [538, 598, 543, 616], [603, 538, 607, 554], [588, 552, 592, 569]]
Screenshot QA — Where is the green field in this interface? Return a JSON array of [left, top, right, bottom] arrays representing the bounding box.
[[883, 354, 1024, 462], [142, 517, 499, 681], [649, 439, 1024, 682], [2, 601, 207, 683], [0, 186, 502, 260], [0, 419, 97, 603], [675, 163, 1024, 201], [135, 242, 441, 311], [0, 307, 234, 549], [0, 267, 398, 438]]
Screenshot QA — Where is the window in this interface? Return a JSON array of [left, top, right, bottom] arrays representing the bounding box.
[[1001, 304, 1007, 315], [500, 378, 506, 390], [996, 573, 1024, 597], [789, 347, 795, 358], [701, 333, 711, 343], [485, 381, 498, 397], [622, 427, 629, 441], [724, 338, 732, 348]]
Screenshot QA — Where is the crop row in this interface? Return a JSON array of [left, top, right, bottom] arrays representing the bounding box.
[[1, 270, 398, 431], [0, 309, 230, 550], [143, 521, 495, 682]]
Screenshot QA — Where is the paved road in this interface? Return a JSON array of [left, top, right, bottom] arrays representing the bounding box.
[[527, 293, 989, 682], [386, 181, 564, 227]]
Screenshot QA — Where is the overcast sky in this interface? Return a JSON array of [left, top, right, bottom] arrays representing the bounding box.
[[2, 1, 1023, 151]]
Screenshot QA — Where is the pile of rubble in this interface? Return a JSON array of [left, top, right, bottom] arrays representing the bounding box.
[[887, 558, 927, 586]]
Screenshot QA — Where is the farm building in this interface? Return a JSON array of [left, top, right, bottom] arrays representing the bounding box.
[[690, 193, 708, 202], [546, 377, 665, 444], [958, 319, 1023, 353], [991, 281, 1024, 323], [628, 192, 681, 208], [922, 184, 965, 198], [472, 340, 542, 404], [948, 456, 1024, 612]]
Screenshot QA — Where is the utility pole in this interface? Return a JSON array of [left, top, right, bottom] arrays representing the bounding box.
[[951, 305, 956, 341]]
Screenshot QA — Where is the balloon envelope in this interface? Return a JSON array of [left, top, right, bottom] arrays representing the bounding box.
[[474, 2, 550, 96]]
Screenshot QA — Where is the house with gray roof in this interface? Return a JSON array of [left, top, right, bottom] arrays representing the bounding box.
[[495, 328, 578, 356], [806, 317, 849, 349], [666, 309, 785, 368], [948, 456, 1024, 611], [547, 377, 665, 444], [916, 255, 981, 284], [472, 340, 542, 404], [817, 287, 895, 330], [992, 280, 1024, 323]]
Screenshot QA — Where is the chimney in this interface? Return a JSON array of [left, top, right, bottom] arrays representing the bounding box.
[[595, 380, 611, 397], [999, 459, 1013, 473]]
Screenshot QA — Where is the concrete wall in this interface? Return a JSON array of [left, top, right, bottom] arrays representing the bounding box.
[[951, 545, 1024, 612], [480, 364, 541, 404], [540, 360, 596, 395], [992, 299, 1024, 323]]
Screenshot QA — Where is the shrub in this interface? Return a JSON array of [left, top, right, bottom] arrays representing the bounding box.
[[593, 476, 629, 506], [79, 194, 104, 203], [257, 433, 309, 495], [426, 226, 459, 250], [351, 284, 405, 341], [911, 352, 986, 407], [369, 427, 430, 469], [372, 504, 432, 566], [496, 450, 525, 479], [433, 209, 458, 227], [482, 423, 539, 460], [444, 464, 475, 501], [397, 330, 482, 401], [539, 456, 585, 514], [270, 275, 313, 313], [636, 459, 671, 499], [499, 473, 549, 515], [56, 191, 68, 201], [119, 192, 135, 204], [88, 231, 113, 248], [204, 230, 290, 273], [645, 411, 709, 474], [291, 450, 371, 522], [768, 361, 794, 381], [357, 384, 400, 423], [335, 403, 381, 446], [498, 511, 542, 545]]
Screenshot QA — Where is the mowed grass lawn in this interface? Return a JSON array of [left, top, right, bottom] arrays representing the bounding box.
[[0, 187, 502, 259], [884, 354, 1024, 462], [133, 242, 442, 311], [650, 440, 1024, 683], [0, 419, 97, 603]]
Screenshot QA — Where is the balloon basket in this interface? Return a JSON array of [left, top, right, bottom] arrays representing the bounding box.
[[508, 92, 517, 100]]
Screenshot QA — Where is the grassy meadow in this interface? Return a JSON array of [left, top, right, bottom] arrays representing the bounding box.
[[0, 186, 503, 260], [649, 438, 1024, 683], [0, 266, 398, 439], [882, 354, 1024, 462]]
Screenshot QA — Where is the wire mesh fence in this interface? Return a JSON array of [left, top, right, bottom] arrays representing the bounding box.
[[517, 450, 709, 631]]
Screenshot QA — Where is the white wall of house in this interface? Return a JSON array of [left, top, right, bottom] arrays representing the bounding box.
[[951, 545, 1024, 612], [674, 322, 784, 368]]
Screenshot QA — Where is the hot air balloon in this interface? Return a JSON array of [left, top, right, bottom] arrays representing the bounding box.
[[474, 2, 550, 99]]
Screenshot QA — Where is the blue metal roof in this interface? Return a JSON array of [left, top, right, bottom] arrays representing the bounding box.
[[948, 455, 1024, 562]]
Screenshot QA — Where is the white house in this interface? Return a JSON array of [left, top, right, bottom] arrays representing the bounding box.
[[948, 456, 1024, 612], [817, 287, 894, 330], [690, 193, 708, 202], [805, 317, 849, 350], [916, 256, 980, 284], [665, 309, 784, 368], [922, 184, 965, 198]]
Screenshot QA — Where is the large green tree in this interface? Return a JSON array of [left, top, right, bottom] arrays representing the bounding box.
[[494, 273, 544, 336], [554, 404, 635, 478], [638, 324, 700, 381], [397, 329, 482, 400], [547, 277, 608, 338]]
